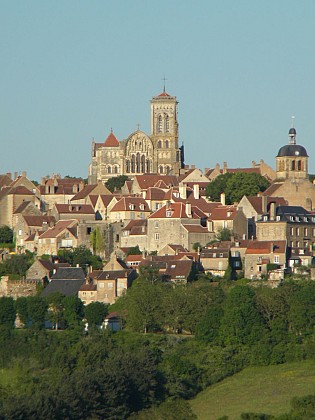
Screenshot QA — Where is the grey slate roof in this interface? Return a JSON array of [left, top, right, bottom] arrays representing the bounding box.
[[52, 267, 85, 280], [41, 279, 85, 297]]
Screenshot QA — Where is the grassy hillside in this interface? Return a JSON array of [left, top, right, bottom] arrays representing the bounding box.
[[190, 360, 315, 419]]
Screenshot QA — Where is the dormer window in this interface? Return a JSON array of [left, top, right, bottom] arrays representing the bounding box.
[[276, 216, 280, 221], [139, 204, 144, 210], [129, 204, 135, 210], [166, 210, 172, 217], [263, 215, 268, 221]]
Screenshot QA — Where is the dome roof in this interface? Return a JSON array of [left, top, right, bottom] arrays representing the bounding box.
[[277, 144, 308, 157]]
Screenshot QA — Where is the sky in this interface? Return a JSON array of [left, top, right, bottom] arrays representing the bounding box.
[[1, 1, 315, 181]]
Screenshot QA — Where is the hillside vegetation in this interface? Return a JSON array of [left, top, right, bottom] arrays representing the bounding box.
[[190, 360, 315, 419]]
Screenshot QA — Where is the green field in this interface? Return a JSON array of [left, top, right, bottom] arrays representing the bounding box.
[[190, 360, 315, 419]]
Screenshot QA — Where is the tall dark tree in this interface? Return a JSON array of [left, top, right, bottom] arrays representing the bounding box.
[[0, 297, 16, 329], [105, 175, 129, 193], [0, 225, 14, 243], [84, 302, 108, 329]]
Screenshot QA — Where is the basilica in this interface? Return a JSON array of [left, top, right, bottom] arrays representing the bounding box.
[[88, 90, 184, 184]]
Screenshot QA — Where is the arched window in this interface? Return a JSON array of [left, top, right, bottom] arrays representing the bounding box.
[[141, 155, 145, 172], [114, 166, 118, 174], [165, 140, 169, 149], [157, 115, 163, 132], [291, 160, 296, 171], [146, 159, 150, 173], [136, 153, 140, 173], [126, 160, 130, 173], [131, 155, 136, 173], [107, 166, 111, 174], [159, 166, 164, 174], [297, 160, 301, 171], [157, 140, 162, 148], [165, 114, 170, 132], [165, 165, 171, 174]]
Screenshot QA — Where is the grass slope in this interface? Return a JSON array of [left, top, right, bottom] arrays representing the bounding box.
[[190, 360, 315, 419]]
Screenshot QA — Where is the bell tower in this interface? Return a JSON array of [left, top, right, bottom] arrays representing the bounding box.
[[150, 86, 182, 175]]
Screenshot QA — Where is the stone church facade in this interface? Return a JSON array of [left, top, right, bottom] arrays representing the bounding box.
[[88, 90, 184, 184]]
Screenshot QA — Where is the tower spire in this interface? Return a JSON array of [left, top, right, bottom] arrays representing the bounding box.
[[289, 116, 296, 145], [162, 75, 167, 93]]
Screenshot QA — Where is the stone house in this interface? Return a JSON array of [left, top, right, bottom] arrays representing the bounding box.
[[39, 175, 85, 210], [147, 202, 214, 252], [70, 182, 111, 205], [79, 256, 137, 305], [41, 267, 86, 297], [37, 220, 78, 256], [237, 195, 287, 239], [14, 214, 55, 252], [51, 203, 96, 222], [256, 205, 315, 254], [244, 240, 287, 279], [200, 245, 230, 276], [121, 219, 147, 251], [108, 197, 151, 222], [207, 205, 247, 240], [0, 185, 37, 227]]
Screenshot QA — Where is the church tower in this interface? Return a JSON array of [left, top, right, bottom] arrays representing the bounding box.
[[276, 124, 308, 180], [150, 89, 182, 175]]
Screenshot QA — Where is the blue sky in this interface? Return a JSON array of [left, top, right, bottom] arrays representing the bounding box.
[[1, 1, 315, 181]]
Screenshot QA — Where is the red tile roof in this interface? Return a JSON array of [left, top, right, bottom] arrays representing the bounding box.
[[23, 215, 55, 227], [54, 204, 95, 214], [158, 91, 171, 97], [209, 206, 238, 221], [134, 174, 178, 190], [182, 224, 209, 233], [245, 240, 286, 255], [39, 220, 77, 239], [246, 196, 287, 214], [103, 131, 120, 147], [111, 197, 150, 212]]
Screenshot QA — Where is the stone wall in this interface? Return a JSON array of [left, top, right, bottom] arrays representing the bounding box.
[[0, 276, 42, 298]]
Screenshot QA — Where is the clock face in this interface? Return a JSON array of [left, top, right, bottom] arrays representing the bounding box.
[[295, 151, 299, 156]]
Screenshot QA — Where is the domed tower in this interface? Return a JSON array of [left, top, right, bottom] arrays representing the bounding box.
[[276, 123, 308, 180]]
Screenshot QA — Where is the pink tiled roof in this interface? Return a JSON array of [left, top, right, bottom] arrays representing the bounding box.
[[54, 204, 95, 214], [103, 131, 120, 147], [39, 220, 77, 239]]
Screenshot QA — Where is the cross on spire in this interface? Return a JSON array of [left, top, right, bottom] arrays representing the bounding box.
[[136, 123, 140, 131]]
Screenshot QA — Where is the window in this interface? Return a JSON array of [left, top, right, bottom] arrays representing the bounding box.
[[165, 114, 170, 132], [87, 227, 92, 235], [155, 233, 159, 240], [18, 229, 22, 236], [290, 227, 294, 236], [296, 228, 300, 235], [165, 140, 169, 149], [130, 212, 135, 219], [99, 282, 104, 288], [274, 255, 279, 263], [276, 216, 280, 221], [157, 115, 163, 132], [166, 210, 172, 217], [219, 253, 224, 258], [107, 282, 113, 289], [154, 221, 159, 228], [129, 204, 135, 210], [157, 140, 162, 148], [116, 234, 119, 242], [139, 204, 144, 210], [304, 228, 308, 236]]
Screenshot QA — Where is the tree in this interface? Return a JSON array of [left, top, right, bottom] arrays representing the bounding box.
[[126, 245, 142, 256], [46, 292, 65, 330], [63, 296, 84, 328], [206, 173, 233, 202], [124, 280, 163, 333], [27, 296, 48, 329], [0, 297, 16, 329], [206, 172, 270, 204], [0, 225, 13, 244], [15, 297, 29, 326], [90, 227, 105, 255], [219, 285, 266, 345], [57, 246, 103, 270], [84, 302, 108, 329], [216, 227, 233, 242], [138, 266, 161, 285], [105, 175, 129, 193]]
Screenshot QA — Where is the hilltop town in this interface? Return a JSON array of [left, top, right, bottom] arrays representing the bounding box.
[[1, 89, 315, 302]]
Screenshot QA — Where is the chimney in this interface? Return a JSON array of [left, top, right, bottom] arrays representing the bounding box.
[[270, 242, 274, 253], [22, 171, 27, 177], [6, 172, 12, 180], [186, 202, 192, 217], [14, 172, 18, 180], [270, 202, 276, 221], [215, 163, 220, 171], [220, 193, 226, 206], [223, 162, 227, 174], [179, 182, 187, 199], [193, 184, 200, 199], [261, 195, 267, 214]]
